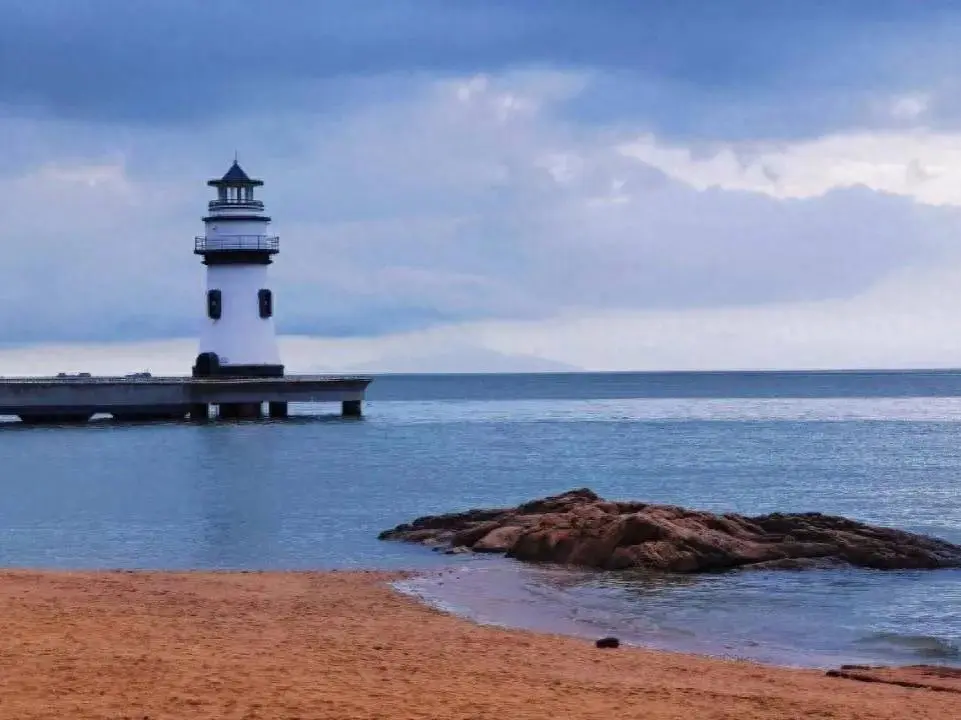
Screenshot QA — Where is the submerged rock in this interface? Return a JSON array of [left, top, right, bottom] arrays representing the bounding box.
[[827, 664, 961, 694], [378, 488, 961, 573]]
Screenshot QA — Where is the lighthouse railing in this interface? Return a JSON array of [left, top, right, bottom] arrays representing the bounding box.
[[194, 235, 280, 253], [207, 199, 265, 211]]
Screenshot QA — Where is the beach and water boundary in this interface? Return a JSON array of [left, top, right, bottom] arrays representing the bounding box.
[[4, 370, 961, 715], [1, 569, 959, 720]]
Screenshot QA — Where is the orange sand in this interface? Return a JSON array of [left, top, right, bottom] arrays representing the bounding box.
[[0, 569, 956, 719]]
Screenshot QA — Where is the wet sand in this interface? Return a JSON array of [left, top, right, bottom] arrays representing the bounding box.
[[0, 569, 957, 719]]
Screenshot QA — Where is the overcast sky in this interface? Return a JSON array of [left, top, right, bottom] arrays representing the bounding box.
[[4, 1, 961, 372]]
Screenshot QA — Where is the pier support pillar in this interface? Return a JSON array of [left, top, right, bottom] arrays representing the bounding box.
[[268, 401, 288, 419], [219, 402, 263, 420], [189, 403, 209, 421], [342, 399, 362, 418]]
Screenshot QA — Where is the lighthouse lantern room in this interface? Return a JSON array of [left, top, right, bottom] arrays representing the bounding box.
[[193, 160, 284, 378]]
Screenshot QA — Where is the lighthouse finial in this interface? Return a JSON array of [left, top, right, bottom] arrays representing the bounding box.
[[233, 149, 239, 164]]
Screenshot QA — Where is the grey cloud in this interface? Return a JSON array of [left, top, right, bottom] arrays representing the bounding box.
[[4, 1, 961, 139], [1, 71, 959, 345]]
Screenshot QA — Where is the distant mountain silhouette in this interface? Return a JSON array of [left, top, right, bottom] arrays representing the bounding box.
[[342, 345, 580, 374]]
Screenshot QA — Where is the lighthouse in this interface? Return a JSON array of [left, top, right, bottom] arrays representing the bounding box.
[[0, 157, 372, 426], [192, 160, 284, 379]]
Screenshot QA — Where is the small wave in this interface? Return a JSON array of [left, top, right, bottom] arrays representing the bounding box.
[[859, 632, 961, 659], [393, 574, 470, 617]]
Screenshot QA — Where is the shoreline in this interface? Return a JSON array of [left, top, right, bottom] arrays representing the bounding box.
[[392, 558, 961, 671], [0, 569, 958, 719]]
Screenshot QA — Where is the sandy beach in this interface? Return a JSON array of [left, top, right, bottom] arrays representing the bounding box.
[[0, 569, 957, 720]]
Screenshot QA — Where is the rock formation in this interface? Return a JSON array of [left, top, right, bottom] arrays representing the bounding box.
[[827, 665, 961, 694], [379, 488, 961, 573]]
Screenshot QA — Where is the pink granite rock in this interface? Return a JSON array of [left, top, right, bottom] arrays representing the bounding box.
[[379, 488, 961, 573]]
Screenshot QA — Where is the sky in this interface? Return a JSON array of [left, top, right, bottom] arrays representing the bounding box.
[[4, 1, 961, 373]]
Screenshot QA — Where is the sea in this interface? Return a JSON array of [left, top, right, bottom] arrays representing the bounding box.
[[3, 370, 961, 669]]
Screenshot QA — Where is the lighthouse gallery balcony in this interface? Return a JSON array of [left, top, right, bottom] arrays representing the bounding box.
[[207, 198, 265, 211], [194, 235, 279, 253]]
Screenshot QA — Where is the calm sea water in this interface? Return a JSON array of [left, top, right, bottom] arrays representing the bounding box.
[[3, 370, 961, 668]]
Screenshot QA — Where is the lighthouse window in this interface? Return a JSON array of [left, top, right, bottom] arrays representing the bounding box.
[[207, 289, 222, 319], [258, 288, 273, 318]]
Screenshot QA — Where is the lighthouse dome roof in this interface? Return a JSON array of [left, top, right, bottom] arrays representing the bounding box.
[[208, 160, 264, 187]]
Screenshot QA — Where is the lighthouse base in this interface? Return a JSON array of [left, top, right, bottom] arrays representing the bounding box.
[[192, 353, 284, 379]]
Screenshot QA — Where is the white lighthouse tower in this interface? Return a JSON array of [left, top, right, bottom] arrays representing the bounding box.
[[192, 160, 284, 378]]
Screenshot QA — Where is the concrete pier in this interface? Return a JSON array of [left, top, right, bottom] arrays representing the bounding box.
[[19, 411, 95, 425], [0, 375, 371, 425], [218, 402, 263, 420], [112, 405, 195, 422]]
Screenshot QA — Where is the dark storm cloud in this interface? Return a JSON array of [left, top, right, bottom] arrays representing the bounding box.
[[3, 0, 961, 138]]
